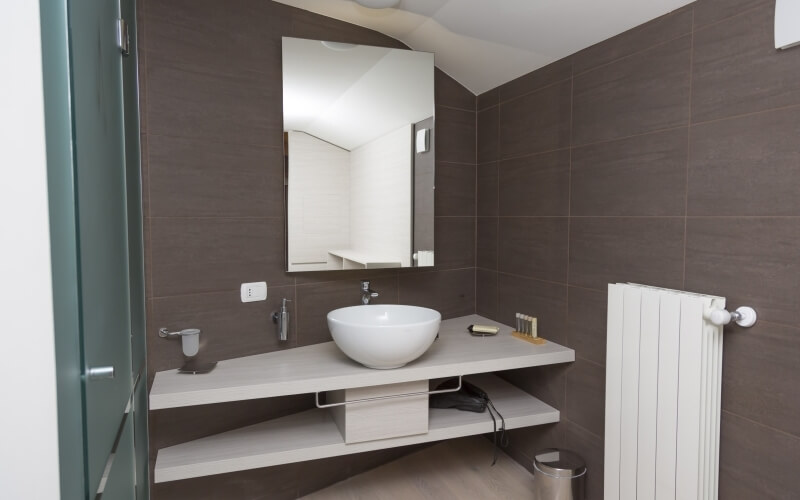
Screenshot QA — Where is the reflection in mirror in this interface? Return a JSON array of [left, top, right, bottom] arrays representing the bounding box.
[[282, 37, 435, 272]]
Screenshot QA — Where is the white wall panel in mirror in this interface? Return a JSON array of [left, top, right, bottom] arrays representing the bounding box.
[[282, 37, 435, 272]]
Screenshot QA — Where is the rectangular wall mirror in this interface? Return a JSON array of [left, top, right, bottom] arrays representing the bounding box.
[[282, 37, 435, 272]]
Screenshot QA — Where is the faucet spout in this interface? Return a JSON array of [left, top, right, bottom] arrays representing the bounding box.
[[360, 280, 379, 305]]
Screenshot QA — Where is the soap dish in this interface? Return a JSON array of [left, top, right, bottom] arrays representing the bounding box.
[[467, 324, 499, 336], [178, 359, 218, 374]]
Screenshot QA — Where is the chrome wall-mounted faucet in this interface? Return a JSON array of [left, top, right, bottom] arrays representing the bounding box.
[[361, 280, 379, 305]]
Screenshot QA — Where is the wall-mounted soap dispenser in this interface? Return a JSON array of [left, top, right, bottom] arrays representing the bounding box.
[[272, 298, 291, 341]]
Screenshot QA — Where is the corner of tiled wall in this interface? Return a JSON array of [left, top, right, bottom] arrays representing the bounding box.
[[476, 0, 800, 497]]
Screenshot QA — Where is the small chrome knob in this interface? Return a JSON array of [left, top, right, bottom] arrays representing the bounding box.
[[87, 366, 115, 380]]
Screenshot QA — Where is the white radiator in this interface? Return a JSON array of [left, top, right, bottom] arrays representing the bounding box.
[[604, 283, 725, 500]]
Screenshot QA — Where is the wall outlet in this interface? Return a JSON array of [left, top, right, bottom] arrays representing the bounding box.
[[241, 282, 267, 302]]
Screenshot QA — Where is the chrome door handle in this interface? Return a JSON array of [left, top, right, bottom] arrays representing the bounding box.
[[87, 366, 115, 380]]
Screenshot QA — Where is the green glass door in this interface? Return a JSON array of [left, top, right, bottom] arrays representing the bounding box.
[[68, 0, 133, 494]]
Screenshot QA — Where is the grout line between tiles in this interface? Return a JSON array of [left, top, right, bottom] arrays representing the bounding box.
[[572, 28, 692, 79], [575, 354, 605, 370], [720, 409, 800, 441], [144, 131, 285, 150], [437, 103, 478, 113], [566, 62, 574, 319], [147, 215, 284, 220], [437, 160, 477, 167], [686, 215, 800, 219], [497, 146, 571, 163], [682, 9, 695, 290], [692, 0, 773, 33], [570, 124, 688, 150], [473, 214, 800, 219], [474, 102, 479, 314], [495, 75, 574, 108], [690, 102, 800, 128], [563, 417, 605, 442], [150, 283, 296, 301], [495, 271, 570, 289]]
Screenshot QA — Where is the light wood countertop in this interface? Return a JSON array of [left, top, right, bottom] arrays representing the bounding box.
[[150, 314, 574, 410]]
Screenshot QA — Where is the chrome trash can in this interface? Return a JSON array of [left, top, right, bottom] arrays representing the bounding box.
[[533, 448, 586, 500]]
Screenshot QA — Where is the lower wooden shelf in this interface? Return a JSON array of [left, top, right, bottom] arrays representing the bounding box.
[[154, 373, 559, 483]]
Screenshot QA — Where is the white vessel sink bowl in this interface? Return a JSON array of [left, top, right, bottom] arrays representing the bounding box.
[[327, 305, 442, 369]]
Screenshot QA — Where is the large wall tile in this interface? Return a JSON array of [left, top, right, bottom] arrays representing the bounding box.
[[564, 358, 605, 438], [685, 217, 800, 326], [721, 321, 800, 437], [498, 217, 569, 283], [503, 423, 563, 471], [149, 217, 290, 297], [476, 217, 498, 270], [567, 286, 607, 366], [140, 133, 151, 215], [572, 35, 691, 146], [477, 163, 498, 216], [143, 215, 153, 299], [719, 411, 800, 500], [148, 135, 283, 218], [436, 106, 476, 164], [477, 88, 498, 111], [501, 364, 569, 410], [148, 286, 297, 374], [477, 106, 498, 164], [295, 276, 399, 346], [563, 421, 604, 499], [568, 217, 685, 291], [146, 52, 282, 147], [693, 0, 770, 28], [137, 43, 148, 134], [498, 150, 570, 216], [475, 268, 498, 319], [435, 68, 476, 111], [289, 9, 405, 48], [571, 128, 688, 216], [573, 6, 692, 74], [435, 162, 476, 217], [292, 268, 397, 286], [498, 58, 572, 103], [497, 274, 568, 345], [398, 269, 475, 319], [434, 216, 475, 270], [498, 80, 571, 158], [688, 107, 800, 216], [145, 0, 284, 78], [692, 3, 800, 123]]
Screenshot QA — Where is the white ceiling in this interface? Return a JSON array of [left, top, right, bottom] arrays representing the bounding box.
[[273, 0, 694, 95]]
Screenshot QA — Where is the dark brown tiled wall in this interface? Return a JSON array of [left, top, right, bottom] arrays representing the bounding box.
[[138, 0, 476, 498], [477, 1, 800, 498]]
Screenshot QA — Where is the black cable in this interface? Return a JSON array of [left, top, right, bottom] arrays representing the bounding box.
[[487, 399, 509, 448], [488, 403, 498, 466]]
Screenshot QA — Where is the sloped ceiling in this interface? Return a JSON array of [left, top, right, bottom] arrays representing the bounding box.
[[273, 0, 694, 95]]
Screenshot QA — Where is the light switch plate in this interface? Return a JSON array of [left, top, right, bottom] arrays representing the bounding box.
[[241, 282, 267, 302]]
